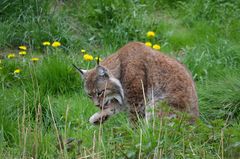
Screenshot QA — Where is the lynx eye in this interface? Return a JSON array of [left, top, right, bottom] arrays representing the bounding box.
[[97, 90, 104, 97], [87, 93, 92, 98]]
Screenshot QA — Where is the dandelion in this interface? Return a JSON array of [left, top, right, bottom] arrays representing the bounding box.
[[42, 41, 51, 46], [147, 31, 155, 38], [19, 51, 27, 56], [31, 57, 39, 62], [7, 53, 15, 59], [19, 45, 27, 50], [14, 69, 21, 74], [52, 41, 61, 47], [153, 44, 161, 50], [145, 42, 152, 47], [95, 57, 102, 62], [81, 49, 86, 53], [83, 54, 93, 61]]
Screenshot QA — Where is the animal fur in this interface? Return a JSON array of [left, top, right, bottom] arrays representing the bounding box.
[[75, 42, 199, 124]]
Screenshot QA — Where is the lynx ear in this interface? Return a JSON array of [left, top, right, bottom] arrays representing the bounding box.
[[72, 64, 87, 77], [97, 65, 109, 78]]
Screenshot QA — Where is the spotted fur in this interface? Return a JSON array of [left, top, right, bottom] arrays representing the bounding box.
[[76, 42, 199, 124]]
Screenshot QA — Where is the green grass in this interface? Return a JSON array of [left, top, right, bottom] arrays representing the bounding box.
[[0, 0, 240, 158]]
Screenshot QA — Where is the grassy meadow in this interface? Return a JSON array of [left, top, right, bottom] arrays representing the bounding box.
[[0, 0, 240, 158]]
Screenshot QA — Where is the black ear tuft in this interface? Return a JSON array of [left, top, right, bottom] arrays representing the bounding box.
[[72, 64, 82, 73], [96, 56, 100, 66], [72, 64, 86, 76]]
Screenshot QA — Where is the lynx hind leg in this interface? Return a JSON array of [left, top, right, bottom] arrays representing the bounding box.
[[146, 100, 178, 120], [145, 100, 156, 121], [128, 103, 146, 124], [155, 102, 197, 123]]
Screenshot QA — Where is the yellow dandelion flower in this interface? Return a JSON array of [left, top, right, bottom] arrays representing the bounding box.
[[81, 49, 86, 53], [147, 31, 155, 38], [83, 54, 93, 61], [14, 69, 21, 74], [153, 44, 161, 50], [145, 42, 152, 47], [42, 41, 51, 46], [95, 57, 102, 62], [19, 45, 27, 50], [19, 51, 27, 56], [52, 41, 61, 47], [31, 57, 39, 62], [7, 53, 15, 59]]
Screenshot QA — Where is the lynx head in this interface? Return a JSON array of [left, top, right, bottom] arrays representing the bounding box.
[[73, 64, 124, 110]]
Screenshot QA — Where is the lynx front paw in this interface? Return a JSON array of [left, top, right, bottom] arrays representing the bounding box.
[[89, 107, 117, 124], [89, 112, 109, 124]]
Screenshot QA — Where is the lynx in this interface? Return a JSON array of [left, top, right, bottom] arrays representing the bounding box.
[[74, 42, 199, 124]]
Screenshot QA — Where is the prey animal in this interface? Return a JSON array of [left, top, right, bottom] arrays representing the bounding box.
[[74, 42, 199, 124]]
